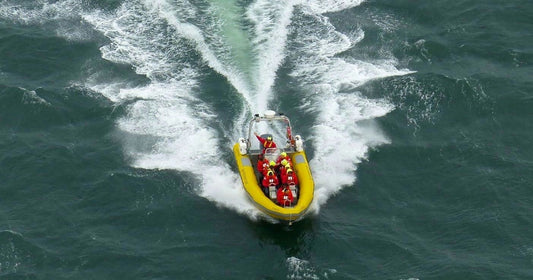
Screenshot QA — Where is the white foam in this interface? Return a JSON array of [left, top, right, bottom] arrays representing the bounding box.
[[199, 165, 260, 217], [289, 1, 414, 209], [286, 257, 321, 280], [20, 88, 51, 106], [6, 0, 415, 222], [81, 0, 262, 218], [0, 0, 94, 42], [0, 0, 77, 24], [142, 0, 255, 111], [246, 0, 298, 112], [300, 0, 365, 14]]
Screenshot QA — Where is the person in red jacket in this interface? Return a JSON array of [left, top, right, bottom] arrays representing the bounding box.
[[257, 154, 266, 175], [278, 159, 291, 177], [254, 132, 276, 154], [262, 170, 279, 189], [277, 185, 294, 206], [276, 152, 291, 165], [281, 168, 299, 186]]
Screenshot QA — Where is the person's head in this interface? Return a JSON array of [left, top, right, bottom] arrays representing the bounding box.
[[267, 170, 274, 176], [287, 168, 293, 174], [280, 152, 287, 157], [269, 161, 276, 167], [281, 159, 288, 166], [258, 154, 263, 160], [266, 136, 272, 141]]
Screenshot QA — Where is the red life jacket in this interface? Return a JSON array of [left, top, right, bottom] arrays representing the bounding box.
[[262, 174, 279, 188], [262, 161, 270, 172], [257, 159, 265, 173], [282, 171, 299, 185], [277, 188, 294, 205], [264, 140, 275, 148]]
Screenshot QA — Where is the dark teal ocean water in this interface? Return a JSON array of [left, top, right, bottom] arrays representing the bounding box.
[[1, 0, 532, 279]]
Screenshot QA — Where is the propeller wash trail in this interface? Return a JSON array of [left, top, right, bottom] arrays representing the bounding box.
[[0, 0, 413, 221], [82, 0, 307, 219], [287, 2, 414, 211], [81, 0, 259, 216]]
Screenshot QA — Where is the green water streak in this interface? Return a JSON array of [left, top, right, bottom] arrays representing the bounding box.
[[208, 0, 256, 87]]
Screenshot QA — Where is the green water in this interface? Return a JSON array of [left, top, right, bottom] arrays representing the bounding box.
[[0, 0, 532, 279]]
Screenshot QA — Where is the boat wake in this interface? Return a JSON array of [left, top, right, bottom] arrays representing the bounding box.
[[1, 0, 413, 221], [286, 3, 413, 210]]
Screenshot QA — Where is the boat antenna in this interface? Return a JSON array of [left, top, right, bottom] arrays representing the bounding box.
[[289, 203, 293, 226]]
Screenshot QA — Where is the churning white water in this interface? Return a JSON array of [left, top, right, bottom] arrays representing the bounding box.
[[2, 0, 412, 220]]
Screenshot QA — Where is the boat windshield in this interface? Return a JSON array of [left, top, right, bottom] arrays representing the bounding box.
[[246, 111, 297, 155], [264, 148, 280, 163]]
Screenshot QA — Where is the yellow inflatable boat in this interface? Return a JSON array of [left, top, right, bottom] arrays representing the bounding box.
[[233, 110, 314, 224]]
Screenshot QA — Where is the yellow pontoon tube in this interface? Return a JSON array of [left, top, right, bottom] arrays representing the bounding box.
[[232, 110, 314, 223], [233, 144, 314, 222]]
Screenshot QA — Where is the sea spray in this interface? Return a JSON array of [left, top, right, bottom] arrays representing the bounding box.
[[8, 0, 414, 221], [288, 2, 413, 210], [82, 0, 261, 216]]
